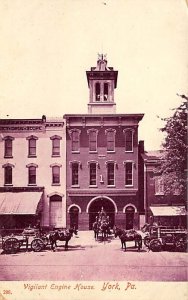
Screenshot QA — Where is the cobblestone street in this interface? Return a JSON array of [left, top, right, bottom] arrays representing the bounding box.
[[0, 231, 187, 281]]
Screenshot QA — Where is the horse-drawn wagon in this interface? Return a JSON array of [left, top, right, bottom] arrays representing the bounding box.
[[1, 226, 77, 254], [1, 227, 47, 254], [93, 207, 111, 240], [143, 225, 187, 252]]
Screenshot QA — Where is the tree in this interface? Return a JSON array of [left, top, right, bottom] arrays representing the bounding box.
[[160, 96, 187, 198]]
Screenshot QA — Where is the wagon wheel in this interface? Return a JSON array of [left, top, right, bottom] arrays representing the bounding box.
[[144, 236, 150, 247], [31, 238, 44, 252], [2, 237, 20, 254], [149, 239, 162, 252], [175, 240, 187, 252]]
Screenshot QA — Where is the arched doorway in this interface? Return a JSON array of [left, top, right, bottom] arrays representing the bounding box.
[[125, 206, 135, 229], [69, 206, 79, 229], [49, 195, 62, 228], [88, 197, 115, 230]]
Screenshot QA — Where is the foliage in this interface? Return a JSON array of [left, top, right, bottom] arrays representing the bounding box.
[[160, 97, 187, 197]]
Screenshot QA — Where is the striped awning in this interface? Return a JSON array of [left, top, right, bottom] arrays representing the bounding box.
[[150, 206, 186, 216], [0, 192, 43, 215]]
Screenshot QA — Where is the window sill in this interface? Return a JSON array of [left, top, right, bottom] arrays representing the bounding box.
[[89, 151, 98, 153], [4, 156, 13, 159], [155, 193, 164, 196], [107, 151, 115, 153], [71, 185, 80, 188], [125, 185, 134, 188], [28, 155, 37, 158], [52, 183, 61, 186], [89, 185, 98, 188], [107, 185, 116, 188], [4, 184, 13, 186], [51, 154, 60, 157], [72, 151, 80, 154], [125, 150, 133, 153]]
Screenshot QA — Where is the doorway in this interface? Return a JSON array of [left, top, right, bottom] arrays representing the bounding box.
[[125, 206, 135, 229], [69, 206, 79, 229], [88, 197, 115, 230]]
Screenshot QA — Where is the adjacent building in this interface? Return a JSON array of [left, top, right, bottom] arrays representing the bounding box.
[[0, 116, 66, 229], [140, 148, 186, 228]]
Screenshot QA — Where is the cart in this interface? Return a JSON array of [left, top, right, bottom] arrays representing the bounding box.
[[144, 226, 187, 252], [1, 227, 47, 254]]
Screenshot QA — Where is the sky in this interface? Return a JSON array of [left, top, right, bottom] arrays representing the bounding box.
[[0, 0, 187, 150]]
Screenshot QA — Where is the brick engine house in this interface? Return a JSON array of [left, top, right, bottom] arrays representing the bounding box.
[[64, 55, 144, 230]]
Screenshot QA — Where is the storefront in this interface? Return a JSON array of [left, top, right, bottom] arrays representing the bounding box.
[[0, 191, 43, 229], [150, 206, 187, 228]]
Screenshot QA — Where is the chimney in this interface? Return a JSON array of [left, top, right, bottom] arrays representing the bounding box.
[[139, 140, 145, 154]]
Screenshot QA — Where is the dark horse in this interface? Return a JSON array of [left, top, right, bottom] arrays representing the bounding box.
[[49, 227, 77, 251], [114, 226, 142, 251], [99, 221, 110, 240], [93, 221, 110, 240]]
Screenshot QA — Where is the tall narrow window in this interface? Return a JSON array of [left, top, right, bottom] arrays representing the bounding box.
[[106, 129, 115, 152], [29, 139, 36, 156], [125, 162, 133, 186], [52, 139, 60, 156], [4, 166, 13, 185], [124, 130, 133, 152], [104, 83, 108, 101], [155, 177, 164, 195], [72, 163, 79, 186], [107, 162, 115, 186], [52, 166, 60, 185], [28, 166, 36, 185], [90, 163, 97, 186], [27, 136, 38, 157], [95, 82, 100, 101], [4, 137, 14, 158], [88, 130, 97, 152], [50, 135, 62, 156], [71, 130, 80, 152]]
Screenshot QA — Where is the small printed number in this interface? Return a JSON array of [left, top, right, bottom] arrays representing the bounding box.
[[3, 290, 12, 294]]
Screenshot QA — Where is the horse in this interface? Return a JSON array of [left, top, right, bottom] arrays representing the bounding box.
[[48, 227, 77, 251], [114, 226, 142, 251], [99, 221, 109, 240]]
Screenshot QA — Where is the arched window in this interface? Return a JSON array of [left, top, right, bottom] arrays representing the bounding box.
[[26, 163, 38, 185], [28, 166, 37, 185], [27, 135, 38, 157], [69, 129, 81, 152], [87, 129, 98, 152], [124, 161, 133, 186], [104, 83, 108, 101], [124, 129, 133, 152], [72, 162, 79, 186], [95, 82, 100, 101], [106, 161, 115, 186], [3, 163, 14, 185], [155, 176, 164, 195], [50, 135, 62, 156], [89, 162, 97, 186], [105, 129, 116, 152], [50, 164, 62, 185], [3, 136, 14, 158]]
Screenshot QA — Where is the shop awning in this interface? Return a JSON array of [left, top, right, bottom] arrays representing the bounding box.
[[0, 192, 43, 215], [150, 206, 187, 216]]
